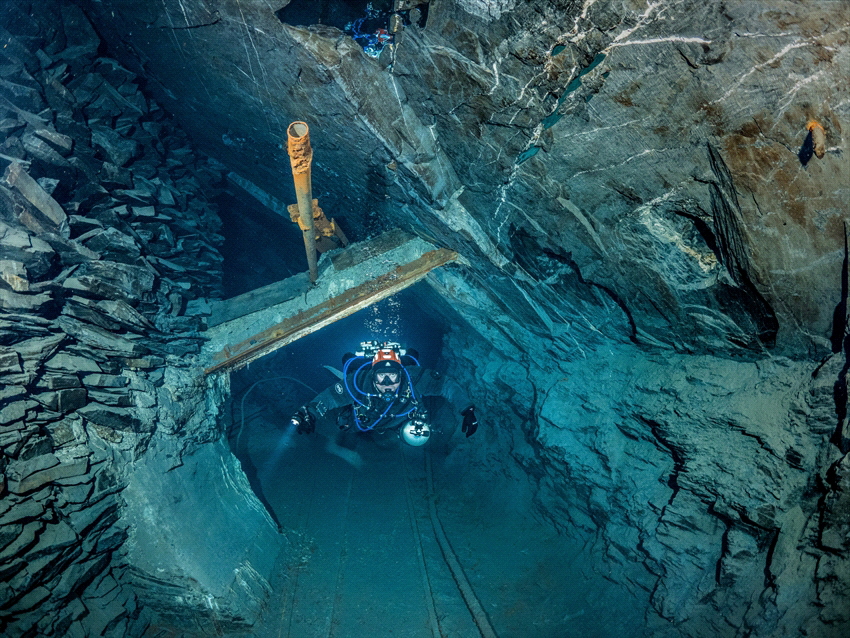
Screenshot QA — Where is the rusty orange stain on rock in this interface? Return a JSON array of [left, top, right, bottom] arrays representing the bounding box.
[[806, 120, 826, 158]]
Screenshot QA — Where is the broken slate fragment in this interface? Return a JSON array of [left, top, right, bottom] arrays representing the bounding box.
[[0, 260, 29, 291], [87, 389, 133, 408], [131, 205, 155, 218], [1, 161, 68, 232], [0, 499, 44, 526], [36, 177, 60, 195], [43, 352, 102, 373], [35, 374, 81, 390], [32, 387, 88, 413], [77, 404, 147, 432], [15, 334, 66, 370], [57, 3, 100, 61], [0, 288, 50, 312], [94, 58, 137, 86], [56, 315, 141, 355], [0, 117, 23, 135], [82, 227, 140, 263], [26, 519, 78, 560], [0, 399, 38, 424], [6, 458, 89, 494], [95, 299, 155, 329], [6, 586, 51, 613], [99, 162, 133, 189], [40, 233, 101, 264], [0, 78, 45, 112], [90, 126, 140, 167], [33, 126, 74, 153], [0, 219, 35, 249], [68, 214, 104, 237], [22, 131, 70, 166], [8, 453, 60, 480], [81, 373, 129, 388], [63, 260, 155, 304], [0, 349, 23, 374], [62, 298, 122, 331]]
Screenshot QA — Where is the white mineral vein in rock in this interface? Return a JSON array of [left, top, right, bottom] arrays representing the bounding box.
[[570, 148, 658, 179], [560, 118, 649, 139], [555, 0, 600, 44], [455, 0, 516, 22], [775, 69, 828, 122], [734, 31, 797, 39], [607, 36, 712, 49], [768, 249, 843, 275], [493, 163, 521, 240], [557, 197, 607, 255], [712, 40, 809, 104], [610, 0, 665, 45], [441, 188, 509, 268], [488, 61, 500, 95], [424, 44, 493, 78], [514, 281, 555, 332], [177, 0, 191, 26]]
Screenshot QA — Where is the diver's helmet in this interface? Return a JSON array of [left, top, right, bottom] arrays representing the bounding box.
[[401, 419, 431, 447]]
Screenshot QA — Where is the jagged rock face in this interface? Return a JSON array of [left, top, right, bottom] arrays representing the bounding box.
[[433, 280, 850, 635], [82, 0, 847, 358], [0, 2, 281, 635], [11, 0, 846, 636]]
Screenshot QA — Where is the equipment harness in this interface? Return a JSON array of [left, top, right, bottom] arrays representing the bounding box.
[[342, 354, 421, 432]]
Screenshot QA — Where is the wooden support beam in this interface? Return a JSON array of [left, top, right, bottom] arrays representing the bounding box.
[[203, 242, 456, 375]]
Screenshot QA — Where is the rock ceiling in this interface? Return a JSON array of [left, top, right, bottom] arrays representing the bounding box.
[[81, 0, 849, 359]]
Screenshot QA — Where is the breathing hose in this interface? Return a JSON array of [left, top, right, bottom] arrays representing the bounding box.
[[345, 355, 418, 432]]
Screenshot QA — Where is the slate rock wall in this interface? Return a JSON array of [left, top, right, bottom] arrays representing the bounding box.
[[432, 266, 850, 637], [0, 2, 281, 635]]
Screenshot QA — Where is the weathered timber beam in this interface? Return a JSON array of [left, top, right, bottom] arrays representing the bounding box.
[[203, 247, 457, 374]]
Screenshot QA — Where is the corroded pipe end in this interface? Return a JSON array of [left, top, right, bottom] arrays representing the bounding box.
[[806, 120, 826, 159], [287, 121, 312, 174]]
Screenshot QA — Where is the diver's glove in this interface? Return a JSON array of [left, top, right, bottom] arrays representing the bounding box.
[[461, 405, 478, 437], [290, 408, 315, 434]]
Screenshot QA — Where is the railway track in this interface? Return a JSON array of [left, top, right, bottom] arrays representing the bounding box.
[[252, 430, 495, 638]]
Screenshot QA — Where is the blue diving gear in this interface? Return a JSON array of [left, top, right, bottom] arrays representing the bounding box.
[[341, 341, 426, 441]]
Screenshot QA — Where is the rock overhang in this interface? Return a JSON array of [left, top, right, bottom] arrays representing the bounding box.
[[78, 0, 848, 357]]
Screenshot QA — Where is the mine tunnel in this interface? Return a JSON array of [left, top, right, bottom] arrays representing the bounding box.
[[1, 1, 849, 637]]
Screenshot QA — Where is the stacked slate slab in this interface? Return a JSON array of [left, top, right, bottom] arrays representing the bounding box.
[[0, 3, 280, 636]]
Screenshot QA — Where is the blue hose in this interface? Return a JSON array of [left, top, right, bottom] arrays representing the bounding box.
[[343, 353, 422, 431]]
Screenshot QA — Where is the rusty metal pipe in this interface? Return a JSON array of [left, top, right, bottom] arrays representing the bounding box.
[[287, 121, 318, 283]]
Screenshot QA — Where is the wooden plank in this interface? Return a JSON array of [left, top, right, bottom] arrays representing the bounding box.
[[208, 272, 311, 327], [330, 228, 413, 272], [204, 248, 456, 374], [209, 230, 416, 327]]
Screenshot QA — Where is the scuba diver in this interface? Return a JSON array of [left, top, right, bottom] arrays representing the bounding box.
[[289, 341, 478, 459]]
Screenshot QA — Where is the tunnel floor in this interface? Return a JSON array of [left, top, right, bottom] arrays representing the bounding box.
[[231, 413, 644, 637]]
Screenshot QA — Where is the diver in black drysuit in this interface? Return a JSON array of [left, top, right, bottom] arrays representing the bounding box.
[[289, 346, 479, 451]]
